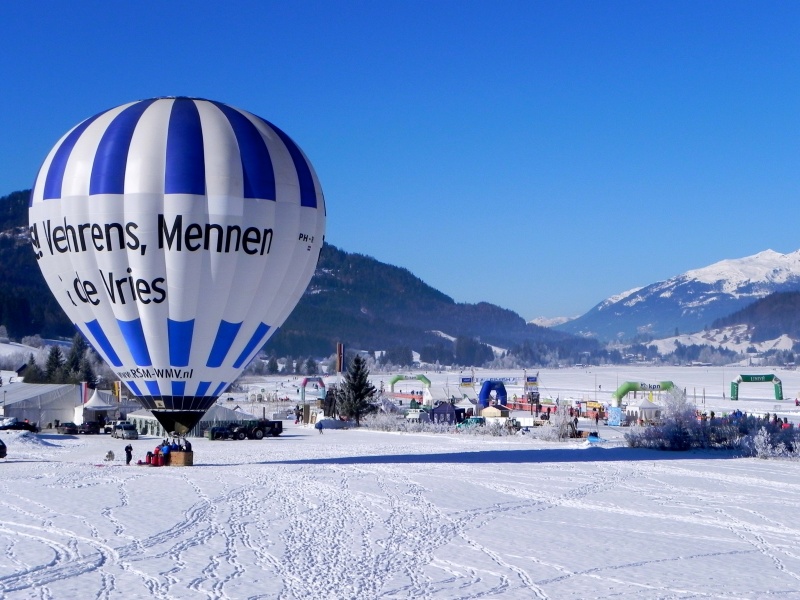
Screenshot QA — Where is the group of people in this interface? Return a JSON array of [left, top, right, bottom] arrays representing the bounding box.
[[125, 437, 192, 466], [698, 409, 794, 430]]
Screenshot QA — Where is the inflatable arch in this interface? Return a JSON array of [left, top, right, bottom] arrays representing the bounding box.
[[730, 374, 783, 401], [300, 377, 326, 403], [478, 381, 508, 409], [388, 374, 431, 393], [612, 381, 674, 406]]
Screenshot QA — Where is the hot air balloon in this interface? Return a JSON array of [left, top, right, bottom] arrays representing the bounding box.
[[29, 97, 326, 434]]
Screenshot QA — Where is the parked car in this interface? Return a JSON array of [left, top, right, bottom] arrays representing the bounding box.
[[105, 420, 129, 434], [0, 419, 39, 433], [56, 422, 79, 435], [0, 437, 6, 459], [111, 423, 138, 439], [456, 416, 485, 430], [77, 421, 101, 434]]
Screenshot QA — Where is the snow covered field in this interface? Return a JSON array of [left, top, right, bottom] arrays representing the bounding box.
[[2, 366, 800, 599]]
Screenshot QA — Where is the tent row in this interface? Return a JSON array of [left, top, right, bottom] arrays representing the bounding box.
[[1, 382, 135, 429]]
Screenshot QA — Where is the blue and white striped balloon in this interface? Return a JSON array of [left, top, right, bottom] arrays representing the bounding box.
[[29, 97, 326, 433]]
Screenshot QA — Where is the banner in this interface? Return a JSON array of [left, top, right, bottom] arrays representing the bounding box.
[[608, 407, 623, 427]]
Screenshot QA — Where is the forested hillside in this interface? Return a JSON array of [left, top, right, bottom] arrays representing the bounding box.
[[712, 291, 800, 343], [267, 243, 599, 359], [0, 190, 73, 338]]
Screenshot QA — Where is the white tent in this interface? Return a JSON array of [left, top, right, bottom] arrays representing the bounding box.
[[84, 389, 117, 411], [424, 385, 455, 406], [128, 404, 259, 438], [74, 389, 120, 425], [626, 398, 662, 423], [1, 382, 80, 429], [455, 397, 478, 414], [460, 386, 478, 402]]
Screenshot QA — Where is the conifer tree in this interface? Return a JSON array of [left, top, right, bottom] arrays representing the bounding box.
[[23, 354, 45, 384], [337, 355, 377, 426], [45, 346, 65, 382], [65, 333, 89, 374], [304, 357, 318, 375], [78, 357, 98, 388]]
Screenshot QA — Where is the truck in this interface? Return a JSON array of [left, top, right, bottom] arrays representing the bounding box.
[[208, 419, 283, 440]]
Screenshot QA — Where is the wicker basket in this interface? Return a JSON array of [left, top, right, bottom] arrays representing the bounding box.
[[168, 451, 194, 467]]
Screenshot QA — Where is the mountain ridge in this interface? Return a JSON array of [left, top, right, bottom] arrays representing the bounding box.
[[555, 249, 800, 341]]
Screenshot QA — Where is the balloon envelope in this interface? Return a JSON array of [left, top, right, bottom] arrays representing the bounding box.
[[29, 97, 326, 433]]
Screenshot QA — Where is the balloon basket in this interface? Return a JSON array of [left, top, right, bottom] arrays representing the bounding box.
[[169, 451, 194, 467]]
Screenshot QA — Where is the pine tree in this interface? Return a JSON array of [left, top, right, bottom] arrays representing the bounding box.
[[266, 355, 279, 374], [304, 357, 318, 375], [45, 346, 65, 382], [338, 355, 377, 426], [78, 357, 98, 388], [65, 333, 89, 374], [23, 354, 45, 383]]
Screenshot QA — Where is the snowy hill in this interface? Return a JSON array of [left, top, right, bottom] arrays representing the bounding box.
[[645, 324, 794, 357], [529, 316, 575, 328], [556, 249, 800, 341], [0, 341, 37, 359]]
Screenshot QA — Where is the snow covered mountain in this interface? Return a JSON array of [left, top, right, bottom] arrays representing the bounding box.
[[555, 249, 800, 341], [528, 316, 575, 328]]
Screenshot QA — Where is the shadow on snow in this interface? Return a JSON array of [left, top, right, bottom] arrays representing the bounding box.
[[265, 446, 739, 466]]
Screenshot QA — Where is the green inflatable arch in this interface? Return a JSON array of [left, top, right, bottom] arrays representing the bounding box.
[[730, 374, 783, 401], [389, 374, 432, 393], [612, 381, 675, 406]]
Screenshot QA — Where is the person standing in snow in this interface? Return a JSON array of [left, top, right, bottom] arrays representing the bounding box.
[[315, 421, 323, 434], [124, 444, 133, 465]]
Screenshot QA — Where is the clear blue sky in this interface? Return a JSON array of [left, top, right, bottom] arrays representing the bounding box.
[[2, 1, 799, 321]]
